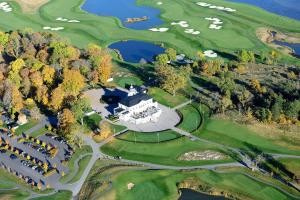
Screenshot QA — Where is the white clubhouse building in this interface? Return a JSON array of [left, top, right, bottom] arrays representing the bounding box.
[[114, 86, 162, 124]]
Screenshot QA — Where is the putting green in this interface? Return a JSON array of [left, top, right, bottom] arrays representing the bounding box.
[[1, 0, 299, 63]]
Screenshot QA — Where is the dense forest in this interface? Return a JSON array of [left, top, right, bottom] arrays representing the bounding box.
[[0, 29, 112, 136]]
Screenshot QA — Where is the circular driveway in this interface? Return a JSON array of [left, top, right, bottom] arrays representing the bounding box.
[[84, 88, 181, 133], [117, 104, 181, 132]]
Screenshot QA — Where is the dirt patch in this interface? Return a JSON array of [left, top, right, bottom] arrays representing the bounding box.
[[0, 194, 14, 200], [256, 27, 300, 55], [178, 150, 226, 161], [14, 0, 49, 13]]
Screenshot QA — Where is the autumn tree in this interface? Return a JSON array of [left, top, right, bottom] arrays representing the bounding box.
[[59, 108, 75, 134], [156, 65, 188, 96], [97, 52, 112, 84], [30, 71, 43, 88], [11, 84, 24, 116], [99, 121, 112, 139], [8, 58, 25, 87], [0, 31, 9, 52], [42, 65, 55, 85], [61, 69, 85, 96], [50, 86, 65, 111], [6, 31, 21, 58], [36, 85, 49, 106]]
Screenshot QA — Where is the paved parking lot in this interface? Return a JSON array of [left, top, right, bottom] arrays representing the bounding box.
[[0, 129, 72, 190]]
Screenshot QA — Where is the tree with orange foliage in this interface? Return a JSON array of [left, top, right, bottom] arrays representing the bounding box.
[[61, 69, 85, 96], [50, 86, 65, 111], [59, 108, 75, 134], [42, 65, 55, 85], [97, 52, 112, 84]]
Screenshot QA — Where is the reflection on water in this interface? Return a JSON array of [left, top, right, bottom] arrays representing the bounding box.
[[81, 0, 164, 30], [109, 40, 165, 63], [179, 189, 230, 200]]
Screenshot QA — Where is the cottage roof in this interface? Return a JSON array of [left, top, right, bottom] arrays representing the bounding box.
[[119, 93, 152, 107]]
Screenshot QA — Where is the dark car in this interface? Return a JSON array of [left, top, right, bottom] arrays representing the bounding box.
[[10, 154, 17, 159]]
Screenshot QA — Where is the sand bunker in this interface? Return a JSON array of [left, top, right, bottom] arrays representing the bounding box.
[[56, 17, 80, 23], [184, 29, 200, 35], [204, 50, 217, 58], [171, 21, 189, 28], [196, 2, 236, 12], [127, 183, 135, 190], [205, 17, 223, 30], [179, 150, 226, 161], [157, 2, 163, 5], [0, 2, 12, 12], [43, 26, 64, 31], [149, 27, 169, 32]]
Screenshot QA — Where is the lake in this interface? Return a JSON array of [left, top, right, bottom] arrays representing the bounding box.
[[81, 0, 163, 30], [179, 189, 230, 200], [109, 40, 165, 63], [227, 0, 300, 21]]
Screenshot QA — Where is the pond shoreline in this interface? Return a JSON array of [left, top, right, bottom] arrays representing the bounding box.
[[256, 27, 300, 57]]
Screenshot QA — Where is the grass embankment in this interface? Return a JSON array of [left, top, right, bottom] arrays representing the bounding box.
[[0, 190, 30, 200], [1, 0, 299, 64], [217, 166, 300, 197], [30, 190, 72, 200], [177, 104, 202, 132], [15, 120, 38, 135], [85, 166, 297, 200], [117, 130, 181, 143], [60, 145, 92, 183], [68, 155, 92, 183], [195, 119, 300, 155], [101, 137, 232, 166], [148, 87, 188, 108]]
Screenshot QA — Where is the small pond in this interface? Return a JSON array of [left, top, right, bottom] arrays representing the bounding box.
[[273, 40, 300, 58], [179, 189, 230, 200], [109, 40, 165, 63], [81, 0, 164, 30], [227, 0, 300, 21]]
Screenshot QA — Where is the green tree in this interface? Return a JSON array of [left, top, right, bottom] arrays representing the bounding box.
[[71, 97, 91, 125], [270, 95, 284, 122], [156, 54, 169, 66], [165, 48, 177, 61]]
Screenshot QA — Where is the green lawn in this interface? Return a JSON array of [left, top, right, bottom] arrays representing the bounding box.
[[195, 119, 300, 155], [99, 168, 297, 200], [101, 137, 232, 166], [68, 155, 92, 183], [278, 158, 300, 177], [83, 113, 102, 131], [117, 130, 181, 143], [148, 87, 188, 108], [60, 145, 93, 183], [15, 120, 38, 135], [29, 127, 50, 137], [114, 76, 144, 88], [177, 104, 202, 132], [31, 190, 72, 200]]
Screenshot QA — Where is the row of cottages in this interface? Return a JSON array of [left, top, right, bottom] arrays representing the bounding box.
[[114, 85, 161, 124]]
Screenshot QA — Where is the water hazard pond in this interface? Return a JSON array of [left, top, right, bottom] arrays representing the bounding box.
[[81, 0, 163, 30], [109, 40, 165, 63]]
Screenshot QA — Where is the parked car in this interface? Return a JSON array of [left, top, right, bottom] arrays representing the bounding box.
[[10, 154, 17, 160]]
